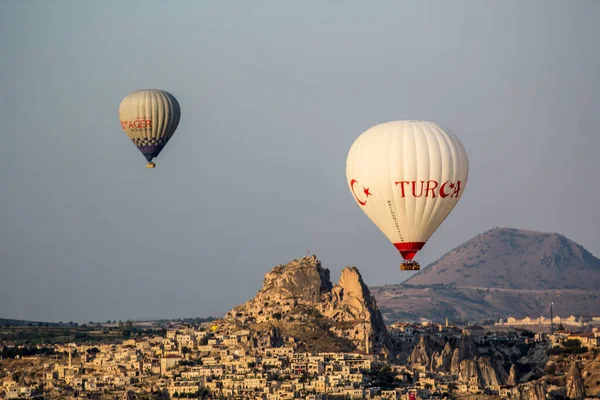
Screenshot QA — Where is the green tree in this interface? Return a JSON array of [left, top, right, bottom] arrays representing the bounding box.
[[564, 339, 582, 348], [520, 329, 535, 338], [374, 365, 396, 389], [118, 320, 124, 332]]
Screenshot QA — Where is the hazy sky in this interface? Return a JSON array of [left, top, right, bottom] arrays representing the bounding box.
[[1, 1, 599, 323]]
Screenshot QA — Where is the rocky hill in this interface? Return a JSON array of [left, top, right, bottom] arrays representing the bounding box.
[[372, 228, 600, 323], [0, 318, 66, 327], [403, 329, 555, 396], [405, 227, 600, 290], [220, 255, 393, 357]]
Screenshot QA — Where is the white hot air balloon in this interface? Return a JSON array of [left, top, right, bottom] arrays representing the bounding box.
[[118, 89, 181, 168], [345, 120, 469, 271]]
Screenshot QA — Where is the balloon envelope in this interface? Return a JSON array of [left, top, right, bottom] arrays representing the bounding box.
[[345, 120, 469, 260], [118, 89, 181, 165]]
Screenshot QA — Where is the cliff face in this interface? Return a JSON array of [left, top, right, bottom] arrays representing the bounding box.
[[518, 379, 548, 400], [507, 364, 517, 386], [223, 255, 393, 357], [406, 329, 516, 389], [435, 342, 453, 372], [566, 361, 586, 400], [403, 330, 556, 394], [407, 337, 430, 369], [582, 351, 600, 397], [477, 357, 501, 387]]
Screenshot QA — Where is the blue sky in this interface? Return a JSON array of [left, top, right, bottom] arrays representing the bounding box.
[[1, 0, 599, 322]]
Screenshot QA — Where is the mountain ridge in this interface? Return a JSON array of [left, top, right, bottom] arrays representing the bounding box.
[[372, 227, 600, 323], [404, 227, 600, 290]]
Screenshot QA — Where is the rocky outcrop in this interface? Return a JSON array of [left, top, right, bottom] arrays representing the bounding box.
[[123, 391, 138, 400], [547, 384, 567, 400], [408, 337, 430, 370], [450, 330, 480, 375], [582, 351, 600, 397], [518, 379, 547, 400], [517, 343, 549, 383], [223, 255, 393, 357], [566, 361, 586, 400], [488, 347, 509, 384], [450, 348, 461, 374], [458, 359, 480, 384], [507, 364, 518, 386], [444, 330, 479, 374], [429, 350, 439, 372], [430, 342, 453, 373], [478, 357, 501, 387], [455, 357, 501, 388], [458, 330, 479, 360]]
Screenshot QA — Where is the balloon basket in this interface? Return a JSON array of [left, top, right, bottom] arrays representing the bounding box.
[[146, 162, 156, 169], [401, 261, 420, 271]]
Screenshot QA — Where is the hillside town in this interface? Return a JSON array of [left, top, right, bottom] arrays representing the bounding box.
[[3, 255, 600, 399], [1, 318, 599, 400]]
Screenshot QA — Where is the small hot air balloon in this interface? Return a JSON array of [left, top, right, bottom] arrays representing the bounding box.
[[345, 120, 469, 271], [118, 89, 181, 168]]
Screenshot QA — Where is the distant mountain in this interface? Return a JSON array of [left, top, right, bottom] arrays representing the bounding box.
[[0, 318, 68, 327], [405, 227, 600, 290], [372, 228, 600, 323]]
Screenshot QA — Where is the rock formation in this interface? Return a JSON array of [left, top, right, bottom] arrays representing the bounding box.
[[439, 342, 453, 372], [457, 330, 480, 360], [478, 357, 501, 387], [488, 347, 509, 384], [566, 361, 586, 400], [407, 337, 430, 370], [429, 350, 439, 372], [450, 348, 461, 374], [403, 331, 508, 389], [450, 330, 480, 375], [518, 379, 547, 400], [458, 359, 480, 384], [516, 343, 548, 383], [223, 255, 393, 357], [507, 363, 518, 386], [582, 351, 600, 397], [122, 391, 138, 400]]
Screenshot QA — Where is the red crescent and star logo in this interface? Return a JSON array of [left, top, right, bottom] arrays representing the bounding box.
[[439, 181, 455, 198], [350, 179, 372, 206]]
